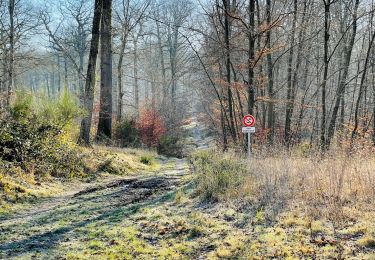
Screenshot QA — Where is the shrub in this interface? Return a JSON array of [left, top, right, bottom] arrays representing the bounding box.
[[9, 91, 33, 121], [0, 92, 85, 179], [0, 100, 58, 164], [113, 118, 139, 147], [157, 135, 184, 158], [137, 107, 166, 147], [140, 155, 153, 165], [36, 89, 83, 129], [190, 150, 249, 202]]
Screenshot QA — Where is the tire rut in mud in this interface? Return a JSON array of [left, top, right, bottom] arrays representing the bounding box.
[[73, 175, 182, 206]]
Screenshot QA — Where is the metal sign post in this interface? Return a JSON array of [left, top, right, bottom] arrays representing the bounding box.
[[242, 127, 255, 158], [248, 132, 251, 159], [242, 115, 256, 159]]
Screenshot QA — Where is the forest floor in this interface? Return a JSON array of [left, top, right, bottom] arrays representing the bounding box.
[[0, 156, 196, 259], [1, 121, 375, 259], [2, 149, 375, 259]]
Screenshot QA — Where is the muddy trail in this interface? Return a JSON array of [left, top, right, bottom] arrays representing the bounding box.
[[0, 158, 190, 259]]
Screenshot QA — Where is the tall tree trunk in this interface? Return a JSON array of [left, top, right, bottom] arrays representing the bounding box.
[[45, 73, 50, 97], [149, 38, 156, 109], [340, 92, 345, 130], [51, 71, 55, 97], [337, 3, 349, 132], [78, 50, 84, 101], [248, 0, 255, 115], [351, 22, 375, 141], [223, 0, 237, 142], [320, 0, 332, 150], [326, 0, 359, 148], [133, 33, 139, 115], [221, 105, 228, 150], [57, 55, 61, 94], [7, 0, 15, 106], [167, 22, 178, 110], [372, 62, 375, 145], [290, 0, 309, 144], [348, 58, 361, 125], [0, 29, 4, 107], [295, 50, 311, 140], [64, 56, 68, 89], [266, 0, 275, 143], [97, 0, 113, 140], [78, 0, 102, 145], [116, 26, 128, 122], [156, 20, 167, 107], [284, 0, 298, 146], [255, 0, 266, 129]]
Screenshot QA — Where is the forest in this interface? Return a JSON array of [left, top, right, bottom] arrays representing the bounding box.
[[1, 0, 375, 259]]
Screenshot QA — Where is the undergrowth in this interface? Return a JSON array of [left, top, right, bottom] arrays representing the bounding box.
[[140, 155, 153, 165], [0, 91, 84, 178], [0, 91, 86, 207], [190, 150, 249, 202], [191, 149, 375, 223]]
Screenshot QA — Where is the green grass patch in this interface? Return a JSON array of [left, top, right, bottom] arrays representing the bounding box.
[[140, 155, 154, 165], [190, 149, 250, 202]]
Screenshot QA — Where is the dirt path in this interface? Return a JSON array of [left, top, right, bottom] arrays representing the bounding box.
[[0, 158, 190, 259]]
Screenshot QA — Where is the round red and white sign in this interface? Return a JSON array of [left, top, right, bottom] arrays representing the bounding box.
[[243, 114, 255, 127]]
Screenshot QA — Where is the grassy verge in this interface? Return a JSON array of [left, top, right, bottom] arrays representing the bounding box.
[[0, 146, 161, 216], [87, 146, 162, 176]]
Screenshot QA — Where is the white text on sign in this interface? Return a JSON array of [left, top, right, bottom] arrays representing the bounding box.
[[242, 127, 256, 133]]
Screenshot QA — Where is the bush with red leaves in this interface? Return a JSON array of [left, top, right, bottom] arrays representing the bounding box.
[[137, 107, 166, 147]]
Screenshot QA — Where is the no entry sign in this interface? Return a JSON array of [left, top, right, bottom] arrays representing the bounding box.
[[243, 114, 255, 127]]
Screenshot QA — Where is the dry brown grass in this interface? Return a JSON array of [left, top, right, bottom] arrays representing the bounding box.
[[245, 152, 375, 221], [190, 148, 375, 257], [193, 148, 375, 224]]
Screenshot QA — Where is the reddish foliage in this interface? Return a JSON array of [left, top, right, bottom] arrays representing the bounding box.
[[137, 107, 166, 147]]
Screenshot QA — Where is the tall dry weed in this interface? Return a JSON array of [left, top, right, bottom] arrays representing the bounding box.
[[192, 148, 375, 223]]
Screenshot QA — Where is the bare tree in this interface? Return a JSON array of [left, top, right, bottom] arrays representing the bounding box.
[[247, 0, 255, 115], [352, 10, 375, 141], [326, 0, 359, 148], [114, 0, 149, 121], [266, 0, 275, 144], [78, 0, 102, 145], [0, 0, 36, 107], [132, 25, 142, 115], [284, 0, 298, 146], [41, 0, 91, 98]]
